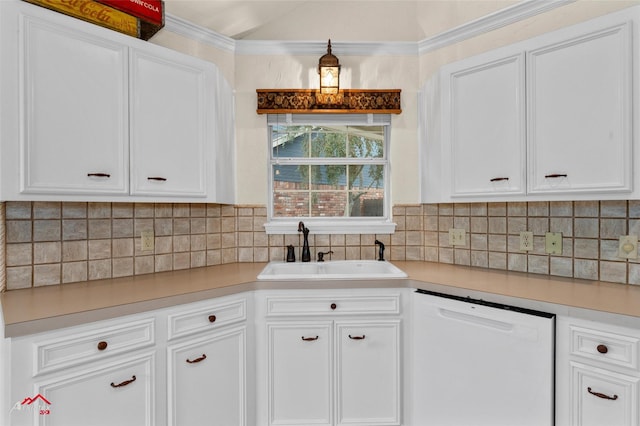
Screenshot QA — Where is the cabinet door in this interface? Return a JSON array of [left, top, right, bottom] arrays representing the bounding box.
[[31, 353, 154, 426], [335, 321, 400, 426], [19, 13, 128, 195], [569, 362, 639, 426], [168, 327, 246, 426], [444, 51, 526, 198], [527, 22, 632, 195], [267, 322, 332, 426], [129, 47, 212, 197]]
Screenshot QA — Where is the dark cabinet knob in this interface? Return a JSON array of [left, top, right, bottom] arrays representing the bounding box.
[[330, 303, 337, 310], [97, 341, 108, 351], [597, 344, 608, 354], [208, 315, 217, 323]]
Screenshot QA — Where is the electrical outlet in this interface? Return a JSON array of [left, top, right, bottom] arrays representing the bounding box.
[[545, 232, 563, 255], [618, 235, 638, 259], [448, 228, 466, 246], [519, 231, 534, 251], [141, 230, 154, 252]]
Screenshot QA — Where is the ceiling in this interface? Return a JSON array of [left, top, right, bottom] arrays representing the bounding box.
[[163, 0, 521, 42]]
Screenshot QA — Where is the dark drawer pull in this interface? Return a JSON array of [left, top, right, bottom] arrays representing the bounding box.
[[490, 177, 509, 182], [545, 173, 568, 179], [348, 335, 366, 340], [111, 375, 136, 388], [87, 173, 111, 178], [97, 341, 108, 351], [597, 344, 609, 354], [587, 387, 618, 401], [208, 315, 217, 323], [302, 336, 319, 341], [330, 303, 337, 310], [147, 176, 167, 181], [186, 354, 207, 364]]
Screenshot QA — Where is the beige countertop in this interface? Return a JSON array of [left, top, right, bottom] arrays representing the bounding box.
[[2, 261, 640, 337]]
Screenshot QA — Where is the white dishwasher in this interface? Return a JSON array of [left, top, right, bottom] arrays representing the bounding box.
[[411, 289, 555, 426]]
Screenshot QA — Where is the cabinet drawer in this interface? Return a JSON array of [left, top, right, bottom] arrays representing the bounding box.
[[34, 318, 155, 376], [168, 298, 246, 340], [266, 294, 400, 316], [570, 325, 639, 371]]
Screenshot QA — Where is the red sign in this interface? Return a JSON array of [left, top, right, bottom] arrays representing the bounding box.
[[24, 0, 139, 37], [97, 0, 162, 25]]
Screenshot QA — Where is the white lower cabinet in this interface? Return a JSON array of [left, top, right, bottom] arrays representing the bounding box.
[[13, 286, 640, 426], [556, 316, 640, 426], [35, 353, 155, 426], [266, 320, 400, 426], [335, 322, 400, 425], [257, 290, 403, 426], [268, 322, 333, 425], [569, 362, 639, 426], [8, 314, 157, 426], [167, 326, 246, 426], [6, 294, 249, 426]]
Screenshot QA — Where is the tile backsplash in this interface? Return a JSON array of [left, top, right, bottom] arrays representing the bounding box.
[[3, 200, 640, 290], [422, 200, 640, 285], [4, 202, 239, 290]]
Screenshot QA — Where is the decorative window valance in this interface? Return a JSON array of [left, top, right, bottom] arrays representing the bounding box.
[[256, 89, 401, 114]]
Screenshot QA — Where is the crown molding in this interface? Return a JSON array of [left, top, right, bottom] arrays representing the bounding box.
[[235, 40, 418, 56], [418, 0, 576, 54], [163, 0, 576, 56], [164, 13, 235, 52]]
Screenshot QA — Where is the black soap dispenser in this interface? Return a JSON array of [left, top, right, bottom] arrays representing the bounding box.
[[286, 245, 296, 262]]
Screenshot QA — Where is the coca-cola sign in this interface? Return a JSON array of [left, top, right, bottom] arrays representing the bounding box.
[[97, 0, 163, 26], [23, 0, 164, 40], [24, 0, 139, 37]]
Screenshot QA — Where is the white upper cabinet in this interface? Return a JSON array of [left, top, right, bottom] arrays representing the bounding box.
[[422, 7, 638, 203], [129, 47, 212, 197], [0, 0, 235, 203], [527, 22, 632, 195], [19, 16, 129, 196], [443, 50, 526, 198]]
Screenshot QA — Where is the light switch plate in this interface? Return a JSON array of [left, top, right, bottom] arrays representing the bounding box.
[[545, 232, 562, 255], [618, 235, 638, 259]]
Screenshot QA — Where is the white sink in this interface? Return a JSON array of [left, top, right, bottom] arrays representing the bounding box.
[[257, 260, 407, 280]]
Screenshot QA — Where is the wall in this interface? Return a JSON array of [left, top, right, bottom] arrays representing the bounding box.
[[234, 53, 419, 205]]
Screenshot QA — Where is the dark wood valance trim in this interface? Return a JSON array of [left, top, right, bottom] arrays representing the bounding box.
[[256, 89, 401, 114]]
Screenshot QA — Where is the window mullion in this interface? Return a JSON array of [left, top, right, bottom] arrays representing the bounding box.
[[272, 158, 383, 165]]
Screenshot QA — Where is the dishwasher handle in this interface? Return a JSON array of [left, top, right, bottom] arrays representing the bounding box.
[[439, 308, 514, 332]]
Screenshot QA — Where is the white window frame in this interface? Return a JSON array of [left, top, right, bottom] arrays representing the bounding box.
[[264, 113, 396, 235]]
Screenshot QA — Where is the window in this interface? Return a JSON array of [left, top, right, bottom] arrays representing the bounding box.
[[265, 114, 395, 234]]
